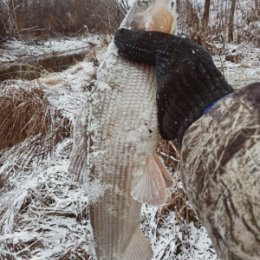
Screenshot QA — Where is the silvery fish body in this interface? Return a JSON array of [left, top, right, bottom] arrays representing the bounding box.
[[86, 50, 158, 260], [70, 3, 158, 260]]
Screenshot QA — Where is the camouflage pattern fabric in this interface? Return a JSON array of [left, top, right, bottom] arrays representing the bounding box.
[[181, 83, 260, 260]]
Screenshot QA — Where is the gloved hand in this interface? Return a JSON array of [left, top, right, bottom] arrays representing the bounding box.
[[114, 28, 233, 146]]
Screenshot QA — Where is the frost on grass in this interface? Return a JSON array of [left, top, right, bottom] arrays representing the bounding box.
[[141, 185, 218, 260], [213, 42, 260, 89], [0, 53, 98, 260], [0, 36, 101, 63], [0, 83, 71, 152], [0, 138, 94, 260], [0, 34, 259, 260]]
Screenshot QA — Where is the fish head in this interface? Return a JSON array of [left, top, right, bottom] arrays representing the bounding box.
[[131, 0, 178, 34]]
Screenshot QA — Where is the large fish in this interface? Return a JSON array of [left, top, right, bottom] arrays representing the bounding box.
[[70, 1, 177, 259]]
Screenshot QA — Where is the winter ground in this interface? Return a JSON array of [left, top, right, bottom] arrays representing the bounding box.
[[0, 35, 259, 260]]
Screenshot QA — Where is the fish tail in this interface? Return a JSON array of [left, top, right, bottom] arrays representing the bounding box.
[[122, 228, 153, 260]]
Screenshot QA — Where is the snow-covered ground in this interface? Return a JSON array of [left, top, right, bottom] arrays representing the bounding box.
[[0, 35, 103, 63], [214, 42, 260, 89], [0, 33, 259, 260]]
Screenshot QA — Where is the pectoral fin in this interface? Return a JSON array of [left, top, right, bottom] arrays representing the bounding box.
[[154, 154, 173, 188], [131, 155, 172, 206], [122, 228, 153, 260]]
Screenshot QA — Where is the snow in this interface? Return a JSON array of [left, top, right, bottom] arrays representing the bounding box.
[[0, 136, 95, 259], [0, 5, 259, 260], [0, 37, 100, 259], [142, 204, 218, 260], [40, 61, 96, 122], [0, 36, 101, 63], [213, 42, 260, 89]]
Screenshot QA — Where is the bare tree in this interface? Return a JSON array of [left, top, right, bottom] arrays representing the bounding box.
[[176, 0, 181, 13], [228, 0, 237, 42], [0, 0, 124, 39], [202, 0, 211, 31], [256, 0, 260, 15]]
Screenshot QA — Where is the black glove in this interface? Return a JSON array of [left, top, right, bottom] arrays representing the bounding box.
[[114, 28, 233, 145]]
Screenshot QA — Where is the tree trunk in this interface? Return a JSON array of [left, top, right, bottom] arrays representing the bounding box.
[[176, 0, 181, 13], [256, 0, 260, 15], [228, 0, 237, 42], [254, 0, 260, 47], [202, 0, 211, 31], [0, 0, 123, 39]]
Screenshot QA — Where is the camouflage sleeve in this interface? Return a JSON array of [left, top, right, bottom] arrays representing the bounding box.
[[181, 82, 260, 260]]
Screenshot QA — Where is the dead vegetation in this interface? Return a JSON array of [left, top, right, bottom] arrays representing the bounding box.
[[0, 87, 50, 150], [178, 0, 260, 52], [157, 140, 198, 224], [158, 140, 180, 171], [0, 49, 88, 82], [0, 84, 71, 152], [0, 1, 258, 259], [0, 138, 91, 260], [0, 0, 124, 40], [0, 71, 91, 260], [161, 187, 198, 224]]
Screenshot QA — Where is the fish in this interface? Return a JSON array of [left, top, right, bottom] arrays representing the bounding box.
[[132, 0, 177, 34], [69, 1, 177, 259]]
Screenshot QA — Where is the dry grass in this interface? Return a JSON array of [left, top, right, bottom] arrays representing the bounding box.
[[0, 139, 92, 260], [177, 0, 260, 51], [0, 87, 50, 150], [0, 74, 91, 260], [0, 84, 71, 190], [157, 140, 198, 224], [0, 0, 124, 40], [0, 85, 71, 152], [0, 175, 6, 189], [157, 140, 180, 171], [161, 187, 198, 224]]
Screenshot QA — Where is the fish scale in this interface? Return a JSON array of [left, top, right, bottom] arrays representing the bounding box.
[[69, 1, 177, 259], [85, 50, 158, 260]]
